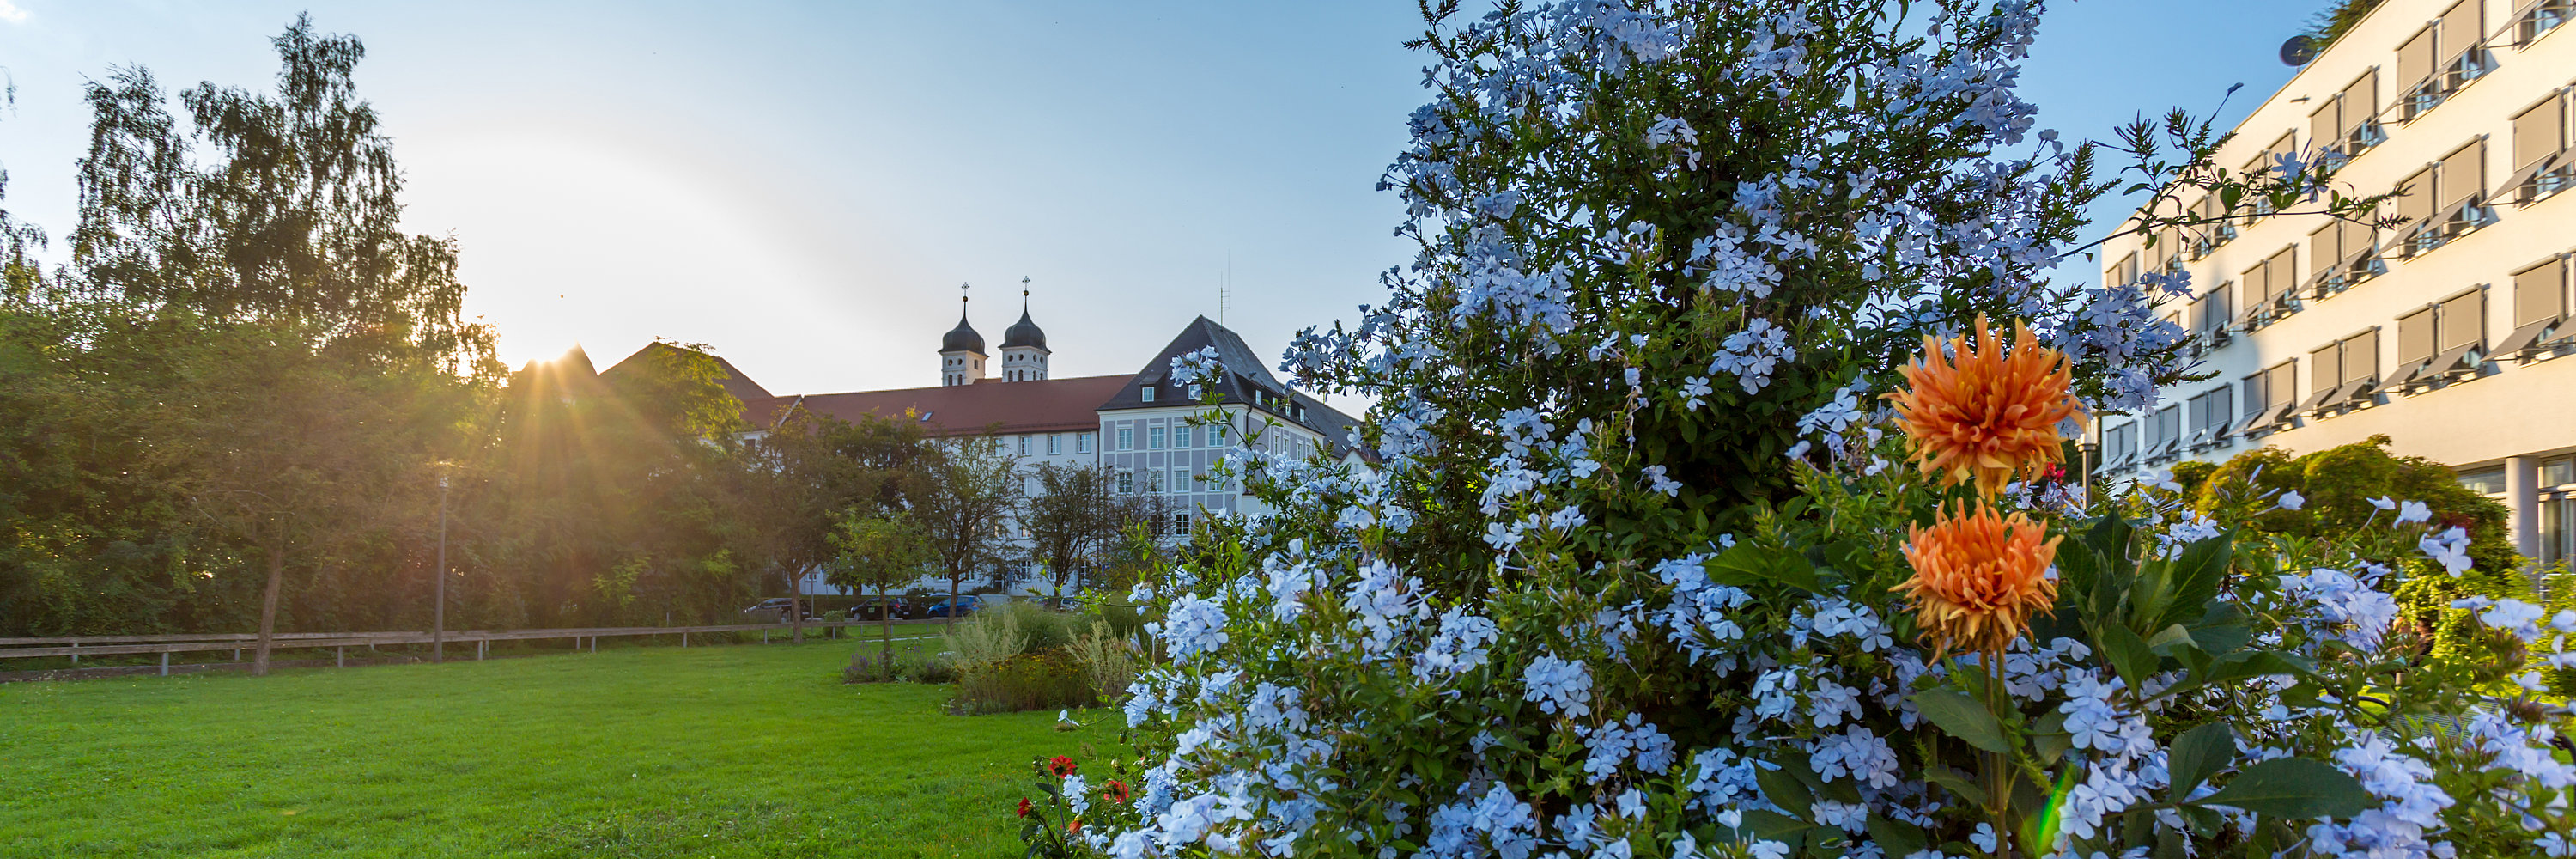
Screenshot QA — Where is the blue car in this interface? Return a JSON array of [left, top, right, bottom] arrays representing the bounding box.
[[923, 595, 984, 618]]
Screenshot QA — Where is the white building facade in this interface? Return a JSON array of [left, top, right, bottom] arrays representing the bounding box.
[[2092, 0, 2576, 564]]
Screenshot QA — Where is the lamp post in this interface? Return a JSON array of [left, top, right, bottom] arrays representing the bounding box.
[[434, 470, 448, 664]]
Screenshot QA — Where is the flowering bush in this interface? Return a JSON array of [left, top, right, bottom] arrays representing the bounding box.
[[1013, 3, 2576, 857]]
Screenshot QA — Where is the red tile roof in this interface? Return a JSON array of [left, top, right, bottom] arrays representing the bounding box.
[[765, 375, 1129, 436]]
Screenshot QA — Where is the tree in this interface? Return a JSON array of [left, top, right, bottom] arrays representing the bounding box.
[[913, 436, 1023, 628], [724, 403, 926, 644], [1023, 462, 1166, 606], [826, 509, 933, 673]]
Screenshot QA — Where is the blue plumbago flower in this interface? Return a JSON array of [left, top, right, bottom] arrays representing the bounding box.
[[2277, 490, 2305, 511], [2417, 527, 2472, 576], [2279, 568, 2402, 651], [2396, 500, 2433, 525], [1522, 654, 1593, 718], [1643, 464, 1684, 497]]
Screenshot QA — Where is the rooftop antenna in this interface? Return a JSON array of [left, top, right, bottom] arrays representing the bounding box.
[[1219, 256, 1231, 325]]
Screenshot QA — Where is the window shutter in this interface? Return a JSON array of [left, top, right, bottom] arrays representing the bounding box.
[[2440, 292, 2485, 350], [2269, 248, 2297, 301], [2310, 220, 2343, 269], [2441, 143, 2486, 210], [2311, 344, 2343, 394], [2518, 258, 2568, 326], [2440, 0, 2484, 58], [2399, 308, 2438, 362], [2209, 386, 2233, 432], [2210, 281, 2232, 325], [2268, 362, 2299, 411], [2345, 330, 2379, 383], [2242, 375, 2267, 419], [2515, 98, 2567, 170], [2312, 100, 2342, 154], [2398, 27, 2436, 94], [2341, 72, 2377, 137], [2397, 169, 2436, 223]]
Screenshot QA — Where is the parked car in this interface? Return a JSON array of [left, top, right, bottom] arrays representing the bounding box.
[[740, 597, 818, 623], [846, 597, 914, 621], [922, 595, 984, 618]]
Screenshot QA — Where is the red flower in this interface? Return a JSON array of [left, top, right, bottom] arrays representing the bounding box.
[[1103, 780, 1131, 804], [1067, 820, 1083, 834], [1016, 797, 1031, 819], [1047, 755, 1078, 778]]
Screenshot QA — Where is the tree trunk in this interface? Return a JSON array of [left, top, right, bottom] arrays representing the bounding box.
[[947, 570, 962, 631], [787, 558, 805, 645], [253, 543, 286, 677], [879, 585, 894, 675]]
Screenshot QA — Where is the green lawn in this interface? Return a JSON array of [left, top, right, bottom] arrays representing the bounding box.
[[0, 641, 1098, 858]]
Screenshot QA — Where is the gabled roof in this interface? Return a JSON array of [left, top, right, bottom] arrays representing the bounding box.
[[772, 375, 1130, 436], [600, 341, 775, 404], [1096, 315, 1360, 452]]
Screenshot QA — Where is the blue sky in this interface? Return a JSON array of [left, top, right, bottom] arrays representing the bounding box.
[[0, 1, 2320, 401]]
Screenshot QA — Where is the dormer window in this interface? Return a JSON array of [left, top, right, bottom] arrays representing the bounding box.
[[1142, 387, 1157, 403]]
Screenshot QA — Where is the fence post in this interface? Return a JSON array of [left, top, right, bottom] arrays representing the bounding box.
[[160, 652, 169, 676], [234, 647, 240, 661], [681, 631, 689, 648], [590, 637, 597, 654], [337, 646, 345, 668], [477, 640, 485, 661], [69, 643, 76, 667]]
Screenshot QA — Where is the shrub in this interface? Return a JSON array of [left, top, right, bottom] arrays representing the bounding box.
[[1070, 621, 1134, 701], [952, 651, 1091, 716], [943, 604, 1027, 673]]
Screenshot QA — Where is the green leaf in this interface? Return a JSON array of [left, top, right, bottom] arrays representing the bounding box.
[[1912, 689, 2011, 753], [1757, 765, 1816, 819], [2130, 533, 2232, 633], [1741, 809, 1815, 839], [1703, 545, 1820, 594], [2197, 758, 2370, 819], [2098, 622, 2157, 690], [1924, 765, 1989, 806], [1866, 817, 1930, 857], [2166, 723, 2237, 798]]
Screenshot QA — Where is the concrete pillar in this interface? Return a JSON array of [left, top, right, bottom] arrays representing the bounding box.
[[2509, 456, 2541, 558]]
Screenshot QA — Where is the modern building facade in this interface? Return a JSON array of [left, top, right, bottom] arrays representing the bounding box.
[[2092, 0, 2576, 564], [617, 291, 1359, 596]]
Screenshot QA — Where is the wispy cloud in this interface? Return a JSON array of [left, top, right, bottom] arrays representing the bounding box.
[[0, 1, 27, 24]]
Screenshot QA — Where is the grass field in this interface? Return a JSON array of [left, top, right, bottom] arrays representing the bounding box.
[[0, 640, 1102, 858]]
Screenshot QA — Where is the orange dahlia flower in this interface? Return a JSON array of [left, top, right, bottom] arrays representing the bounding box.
[[1893, 501, 2061, 655], [1886, 315, 2087, 497]]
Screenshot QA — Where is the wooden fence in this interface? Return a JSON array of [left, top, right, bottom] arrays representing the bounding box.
[[0, 620, 913, 676]]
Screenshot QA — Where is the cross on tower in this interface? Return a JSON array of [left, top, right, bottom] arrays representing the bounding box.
[[960, 281, 970, 304]]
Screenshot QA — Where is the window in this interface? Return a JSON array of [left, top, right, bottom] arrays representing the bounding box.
[[1147, 469, 1165, 493], [2253, 361, 2299, 430], [2242, 247, 2299, 326], [2518, 0, 2572, 44], [2459, 466, 2507, 496], [2108, 253, 2139, 287], [2500, 257, 2571, 355], [2308, 330, 2381, 413], [2545, 495, 2575, 566], [2397, 291, 2488, 383], [1175, 425, 1194, 448], [2508, 92, 2571, 204], [2312, 71, 2382, 161], [2104, 421, 2138, 468], [1170, 513, 1193, 538], [2403, 2, 2494, 117], [2189, 194, 2236, 254], [1148, 426, 1166, 449], [2188, 282, 2233, 340], [1211, 423, 1230, 446], [1018, 436, 1031, 455], [2187, 387, 2234, 446], [2146, 405, 2182, 460], [2545, 456, 2575, 487], [2398, 26, 2437, 113], [1077, 432, 1094, 454], [1173, 466, 1192, 491], [1116, 471, 1134, 494], [2308, 218, 2378, 295], [1116, 428, 1134, 450], [1047, 434, 1062, 455], [1141, 386, 1157, 403], [995, 436, 1011, 454]]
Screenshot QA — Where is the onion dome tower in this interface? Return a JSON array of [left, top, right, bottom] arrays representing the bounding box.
[[939, 283, 987, 387], [999, 277, 1051, 382]]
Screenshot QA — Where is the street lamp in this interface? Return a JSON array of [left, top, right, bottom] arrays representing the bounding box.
[[434, 468, 449, 664]]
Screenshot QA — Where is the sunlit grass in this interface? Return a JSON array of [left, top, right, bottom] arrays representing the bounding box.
[[0, 641, 1102, 858]]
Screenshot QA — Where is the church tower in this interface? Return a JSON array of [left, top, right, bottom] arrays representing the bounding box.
[[999, 277, 1050, 382], [939, 283, 987, 387]]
